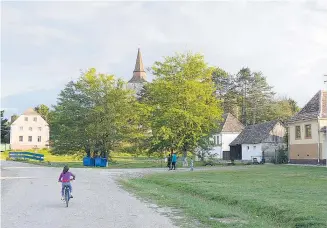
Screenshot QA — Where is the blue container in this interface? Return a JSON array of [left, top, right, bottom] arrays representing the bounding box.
[[95, 157, 107, 167], [83, 157, 95, 166]]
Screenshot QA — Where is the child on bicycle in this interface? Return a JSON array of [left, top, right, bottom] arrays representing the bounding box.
[[58, 165, 75, 200]]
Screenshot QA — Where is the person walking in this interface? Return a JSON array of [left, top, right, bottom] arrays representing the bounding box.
[[171, 153, 177, 170]]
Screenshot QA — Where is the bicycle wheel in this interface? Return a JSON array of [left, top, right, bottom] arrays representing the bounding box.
[[65, 188, 69, 207]]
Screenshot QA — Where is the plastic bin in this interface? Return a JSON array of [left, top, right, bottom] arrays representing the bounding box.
[[83, 157, 95, 166], [95, 157, 107, 167]]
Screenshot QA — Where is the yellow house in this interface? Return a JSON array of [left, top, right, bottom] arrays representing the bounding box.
[[288, 90, 327, 165]]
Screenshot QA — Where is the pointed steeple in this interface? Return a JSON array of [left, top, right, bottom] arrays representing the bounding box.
[[128, 48, 147, 83]]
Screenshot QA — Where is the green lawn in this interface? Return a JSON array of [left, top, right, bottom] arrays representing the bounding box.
[[121, 165, 327, 228], [8, 156, 207, 169], [0, 149, 81, 162], [1, 150, 207, 169]]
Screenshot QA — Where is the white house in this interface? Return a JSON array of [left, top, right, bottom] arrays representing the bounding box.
[[10, 108, 50, 150], [209, 113, 244, 159], [229, 120, 286, 163]]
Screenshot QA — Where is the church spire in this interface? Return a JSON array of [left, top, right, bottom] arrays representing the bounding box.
[[128, 48, 147, 83]]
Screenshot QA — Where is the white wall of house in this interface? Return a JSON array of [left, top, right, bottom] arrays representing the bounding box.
[[222, 133, 240, 151], [10, 114, 49, 150], [209, 133, 240, 159], [209, 134, 222, 158], [242, 144, 263, 162]]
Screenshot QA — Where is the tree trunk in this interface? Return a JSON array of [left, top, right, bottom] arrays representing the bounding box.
[[253, 102, 257, 125], [85, 146, 91, 157]]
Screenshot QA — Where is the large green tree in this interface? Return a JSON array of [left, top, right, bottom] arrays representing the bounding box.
[[1, 110, 10, 144], [212, 67, 299, 125], [51, 68, 141, 157], [143, 52, 223, 157], [212, 68, 240, 118], [34, 104, 50, 122], [266, 97, 300, 122]]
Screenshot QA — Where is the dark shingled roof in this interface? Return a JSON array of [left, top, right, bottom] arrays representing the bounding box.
[[220, 113, 244, 133], [230, 120, 279, 146], [288, 90, 327, 123]]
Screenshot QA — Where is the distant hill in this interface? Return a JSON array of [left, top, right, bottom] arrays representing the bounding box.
[[1, 87, 61, 118]]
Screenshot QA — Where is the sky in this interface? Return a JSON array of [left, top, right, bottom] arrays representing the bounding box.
[[1, 0, 327, 118]]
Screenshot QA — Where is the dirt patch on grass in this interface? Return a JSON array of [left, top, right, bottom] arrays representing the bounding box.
[[209, 217, 248, 224]]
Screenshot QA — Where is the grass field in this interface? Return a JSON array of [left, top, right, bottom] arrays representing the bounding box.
[[121, 165, 327, 228], [1, 150, 208, 169]]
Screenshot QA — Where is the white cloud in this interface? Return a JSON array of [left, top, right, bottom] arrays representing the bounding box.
[[1, 1, 327, 109]]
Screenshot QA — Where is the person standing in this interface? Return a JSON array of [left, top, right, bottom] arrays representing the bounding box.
[[167, 154, 172, 170], [171, 153, 177, 170], [190, 158, 194, 171]]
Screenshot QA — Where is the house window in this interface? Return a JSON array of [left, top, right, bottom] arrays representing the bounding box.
[[28, 136, 32, 142], [33, 117, 37, 122], [19, 126, 23, 131], [253, 145, 256, 149], [38, 127, 42, 131], [19, 136, 23, 142], [213, 135, 219, 146], [305, 125, 312, 139], [295, 126, 301, 139], [25, 117, 28, 121], [273, 135, 278, 142], [37, 136, 42, 142], [29, 127, 32, 131]]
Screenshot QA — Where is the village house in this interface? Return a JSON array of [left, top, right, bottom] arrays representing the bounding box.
[[287, 90, 327, 165], [229, 120, 286, 162], [10, 108, 50, 150], [209, 113, 244, 159]]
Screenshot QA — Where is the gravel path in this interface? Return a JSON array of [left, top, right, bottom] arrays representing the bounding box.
[[1, 161, 178, 228]]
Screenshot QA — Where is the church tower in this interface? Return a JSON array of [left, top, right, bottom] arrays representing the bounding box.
[[127, 48, 147, 96]]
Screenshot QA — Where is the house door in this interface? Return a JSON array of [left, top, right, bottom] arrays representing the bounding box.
[[230, 145, 242, 160], [223, 151, 230, 160]]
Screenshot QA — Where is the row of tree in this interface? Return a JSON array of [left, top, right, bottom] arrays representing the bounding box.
[[2, 52, 300, 158], [50, 53, 222, 158], [213, 67, 299, 125]]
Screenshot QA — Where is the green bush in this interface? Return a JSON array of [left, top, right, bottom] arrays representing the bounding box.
[[272, 149, 288, 164]]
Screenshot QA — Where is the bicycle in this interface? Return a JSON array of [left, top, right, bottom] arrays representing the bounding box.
[[60, 178, 74, 208], [63, 185, 71, 207]]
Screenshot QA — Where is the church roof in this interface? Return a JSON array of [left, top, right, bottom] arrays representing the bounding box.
[[128, 48, 147, 83]]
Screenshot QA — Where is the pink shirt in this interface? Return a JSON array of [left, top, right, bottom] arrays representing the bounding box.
[[58, 171, 74, 183]]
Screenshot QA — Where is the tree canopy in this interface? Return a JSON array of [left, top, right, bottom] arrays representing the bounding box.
[[47, 51, 301, 158], [142, 52, 223, 156], [50, 68, 142, 157], [1, 110, 10, 144]]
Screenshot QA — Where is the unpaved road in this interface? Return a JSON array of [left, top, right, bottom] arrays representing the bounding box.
[[1, 161, 178, 228]]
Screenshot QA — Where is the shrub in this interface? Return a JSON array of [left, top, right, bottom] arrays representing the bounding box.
[[272, 149, 288, 164]]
